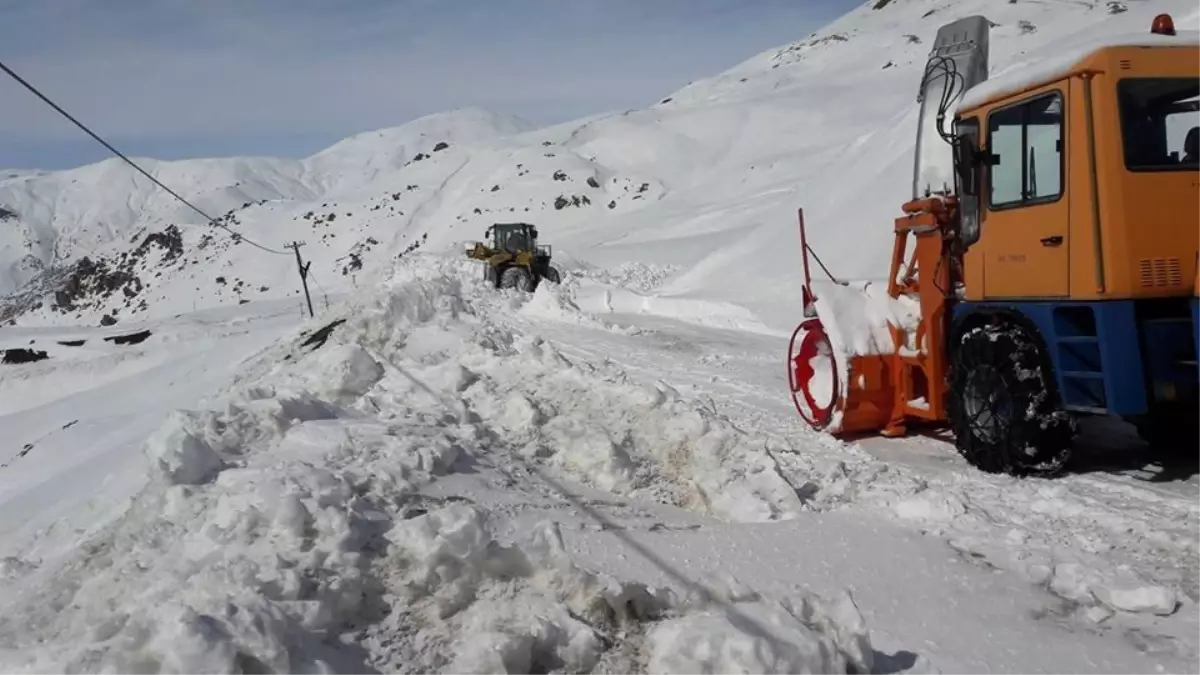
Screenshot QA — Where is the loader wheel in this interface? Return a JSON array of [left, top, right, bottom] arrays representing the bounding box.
[[499, 266, 533, 292], [544, 266, 562, 284], [948, 323, 1076, 476]]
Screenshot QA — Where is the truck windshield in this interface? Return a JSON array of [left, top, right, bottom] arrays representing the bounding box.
[[495, 227, 530, 252], [1117, 78, 1200, 171]]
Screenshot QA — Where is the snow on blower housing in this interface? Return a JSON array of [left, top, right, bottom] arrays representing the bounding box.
[[789, 13, 1199, 477]]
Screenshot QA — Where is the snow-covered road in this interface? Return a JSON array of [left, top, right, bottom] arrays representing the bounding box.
[[1, 257, 1196, 673]]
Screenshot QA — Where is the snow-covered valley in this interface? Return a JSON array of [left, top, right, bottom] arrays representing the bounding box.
[[2, 0, 1198, 672]]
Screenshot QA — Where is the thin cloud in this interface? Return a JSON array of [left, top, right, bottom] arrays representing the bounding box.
[[0, 0, 850, 169]]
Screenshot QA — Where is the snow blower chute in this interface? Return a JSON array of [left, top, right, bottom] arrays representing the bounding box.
[[788, 15, 991, 440]]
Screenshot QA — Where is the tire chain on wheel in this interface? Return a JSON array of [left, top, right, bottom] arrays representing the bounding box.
[[948, 323, 1076, 476]]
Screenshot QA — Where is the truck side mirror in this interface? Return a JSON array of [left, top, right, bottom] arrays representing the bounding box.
[[954, 136, 980, 196]]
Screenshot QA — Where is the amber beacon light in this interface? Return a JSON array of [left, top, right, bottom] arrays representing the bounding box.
[[1151, 13, 1176, 36]]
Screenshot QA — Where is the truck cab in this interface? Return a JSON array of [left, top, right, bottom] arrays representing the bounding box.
[[950, 14, 1198, 447], [787, 12, 1197, 477]]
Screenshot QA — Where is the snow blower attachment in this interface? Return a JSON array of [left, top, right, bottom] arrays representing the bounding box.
[[790, 16, 990, 439], [788, 208, 898, 435], [789, 198, 959, 438]]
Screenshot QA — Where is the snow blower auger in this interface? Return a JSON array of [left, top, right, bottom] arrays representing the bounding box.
[[788, 13, 1200, 477]]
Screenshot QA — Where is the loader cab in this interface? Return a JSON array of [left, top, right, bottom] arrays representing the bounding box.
[[489, 223, 537, 254], [489, 222, 553, 260]]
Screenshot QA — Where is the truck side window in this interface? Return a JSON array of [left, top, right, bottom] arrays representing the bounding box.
[[1117, 78, 1200, 170], [988, 91, 1064, 209]]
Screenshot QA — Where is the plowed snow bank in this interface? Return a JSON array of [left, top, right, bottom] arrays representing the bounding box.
[[0, 257, 869, 673]]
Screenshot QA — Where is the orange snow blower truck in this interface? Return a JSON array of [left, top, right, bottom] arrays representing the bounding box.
[[789, 13, 1199, 476]]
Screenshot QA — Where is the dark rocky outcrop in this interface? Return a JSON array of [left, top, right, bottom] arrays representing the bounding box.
[[103, 330, 152, 346], [2, 348, 48, 364], [300, 319, 347, 350]]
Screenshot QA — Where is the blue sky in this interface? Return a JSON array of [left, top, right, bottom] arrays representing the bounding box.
[[0, 0, 854, 170]]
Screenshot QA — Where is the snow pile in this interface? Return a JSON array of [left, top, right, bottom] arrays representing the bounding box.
[[0, 257, 879, 673], [374, 506, 876, 674], [143, 410, 226, 485], [814, 281, 921, 359], [575, 261, 682, 294], [647, 589, 872, 674], [334, 256, 806, 522], [369, 507, 674, 673], [515, 276, 642, 335], [462, 339, 805, 520]]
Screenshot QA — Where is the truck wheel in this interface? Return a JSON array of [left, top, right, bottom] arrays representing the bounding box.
[[499, 266, 533, 292], [544, 266, 562, 284], [948, 323, 1076, 476]]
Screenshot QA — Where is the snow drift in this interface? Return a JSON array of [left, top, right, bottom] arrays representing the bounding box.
[[0, 257, 878, 672]]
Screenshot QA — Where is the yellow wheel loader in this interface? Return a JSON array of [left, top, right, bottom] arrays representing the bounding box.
[[465, 222, 562, 292]]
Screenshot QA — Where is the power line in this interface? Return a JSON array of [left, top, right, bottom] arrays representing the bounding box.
[[0, 59, 288, 256], [306, 267, 331, 312]]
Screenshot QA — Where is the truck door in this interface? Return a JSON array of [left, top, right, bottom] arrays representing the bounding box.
[[983, 89, 1071, 298]]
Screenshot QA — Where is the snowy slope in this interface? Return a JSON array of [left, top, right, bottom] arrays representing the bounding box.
[[0, 108, 531, 308], [4, 0, 1197, 332], [0, 170, 45, 182]]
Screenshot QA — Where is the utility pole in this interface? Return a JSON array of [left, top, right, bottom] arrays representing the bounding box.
[[286, 241, 314, 318]]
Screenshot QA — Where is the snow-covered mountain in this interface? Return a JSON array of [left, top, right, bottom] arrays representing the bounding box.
[[4, 2, 1200, 672], [0, 107, 535, 319], [2, 0, 1196, 330]]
